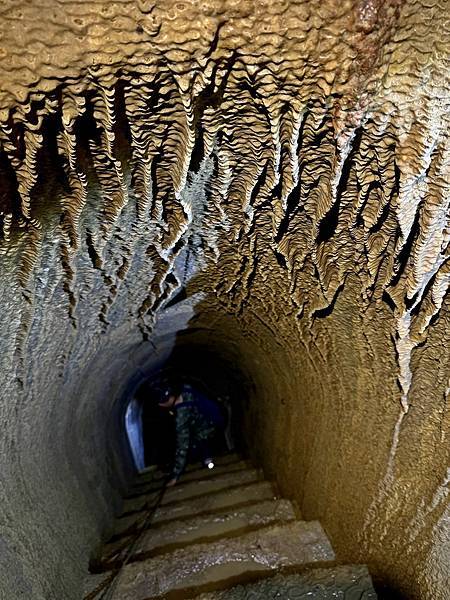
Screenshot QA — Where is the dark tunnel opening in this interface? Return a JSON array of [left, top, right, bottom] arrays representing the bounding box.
[[123, 342, 251, 474], [118, 336, 413, 600]]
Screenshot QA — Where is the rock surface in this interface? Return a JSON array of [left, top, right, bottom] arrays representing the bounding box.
[[193, 566, 378, 600], [84, 455, 377, 600], [0, 2, 448, 600], [100, 498, 297, 566]]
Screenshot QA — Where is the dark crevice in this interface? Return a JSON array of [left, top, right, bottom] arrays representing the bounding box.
[[389, 203, 423, 289], [311, 283, 344, 319], [227, 256, 249, 299], [270, 177, 284, 209], [192, 51, 236, 115], [317, 127, 363, 244], [405, 289, 420, 312], [237, 78, 273, 131], [428, 304, 444, 328], [187, 124, 205, 175], [316, 189, 340, 243], [7, 109, 72, 242], [85, 230, 103, 270], [204, 21, 226, 59], [275, 110, 333, 245], [248, 162, 268, 209], [149, 272, 179, 314], [274, 179, 302, 244], [4, 113, 25, 162], [0, 149, 20, 221], [273, 250, 287, 269], [295, 109, 310, 157], [382, 290, 397, 312], [183, 53, 236, 184], [164, 287, 188, 309], [112, 77, 133, 163], [74, 90, 102, 155], [312, 126, 331, 148], [165, 272, 178, 288], [370, 145, 400, 234], [368, 199, 390, 234], [242, 257, 258, 298], [139, 324, 151, 342], [171, 237, 185, 256], [409, 267, 440, 316]]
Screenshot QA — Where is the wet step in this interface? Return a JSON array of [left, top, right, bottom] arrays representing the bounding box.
[[137, 454, 244, 485], [95, 498, 297, 571], [131, 460, 252, 495], [111, 480, 277, 540], [191, 565, 378, 599], [122, 468, 262, 515], [86, 520, 335, 600]]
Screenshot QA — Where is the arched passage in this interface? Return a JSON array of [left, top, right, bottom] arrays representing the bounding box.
[[0, 2, 449, 599]]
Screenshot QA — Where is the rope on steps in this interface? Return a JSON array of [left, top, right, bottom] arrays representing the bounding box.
[[84, 477, 168, 600]]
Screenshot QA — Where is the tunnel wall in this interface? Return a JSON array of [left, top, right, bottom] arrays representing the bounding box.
[[0, 274, 140, 599], [184, 261, 449, 600], [0, 1, 448, 599], [0, 216, 204, 600], [239, 271, 449, 599]]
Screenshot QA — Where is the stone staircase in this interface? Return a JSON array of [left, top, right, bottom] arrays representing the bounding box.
[[84, 454, 377, 599]]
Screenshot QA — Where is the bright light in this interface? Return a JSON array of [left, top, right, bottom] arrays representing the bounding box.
[[207, 461, 215, 469]]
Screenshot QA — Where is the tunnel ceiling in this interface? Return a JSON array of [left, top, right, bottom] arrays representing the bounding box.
[[0, 0, 448, 348], [0, 1, 449, 599]]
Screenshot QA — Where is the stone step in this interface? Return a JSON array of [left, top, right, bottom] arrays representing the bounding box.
[[122, 468, 262, 515], [111, 480, 277, 540], [131, 459, 252, 495], [137, 453, 244, 484], [191, 565, 378, 599], [95, 498, 297, 571], [86, 520, 335, 600]]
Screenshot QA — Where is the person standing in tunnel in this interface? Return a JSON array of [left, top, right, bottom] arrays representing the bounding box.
[[158, 382, 224, 486]]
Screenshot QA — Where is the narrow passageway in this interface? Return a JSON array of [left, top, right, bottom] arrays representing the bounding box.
[[84, 453, 378, 599], [124, 346, 247, 473], [1, 2, 448, 600]]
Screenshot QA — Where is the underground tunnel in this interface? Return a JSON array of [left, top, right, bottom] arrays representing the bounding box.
[[0, 0, 449, 599], [124, 343, 247, 471]]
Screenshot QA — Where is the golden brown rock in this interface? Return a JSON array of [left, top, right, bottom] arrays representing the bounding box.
[[0, 1, 448, 599]]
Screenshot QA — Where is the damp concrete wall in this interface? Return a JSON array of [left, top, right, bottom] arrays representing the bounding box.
[[0, 1, 449, 599]]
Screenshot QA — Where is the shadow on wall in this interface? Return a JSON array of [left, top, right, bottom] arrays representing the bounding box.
[[373, 584, 404, 600], [134, 379, 175, 469]]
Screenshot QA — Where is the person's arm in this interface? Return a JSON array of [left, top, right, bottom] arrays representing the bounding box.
[[170, 406, 190, 482]]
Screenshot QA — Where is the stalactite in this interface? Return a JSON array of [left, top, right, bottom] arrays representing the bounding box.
[[0, 2, 448, 599]]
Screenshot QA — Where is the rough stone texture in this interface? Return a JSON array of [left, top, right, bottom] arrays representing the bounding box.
[[113, 481, 277, 538], [90, 520, 335, 599], [0, 1, 448, 599], [85, 453, 372, 600], [134, 459, 251, 490], [123, 467, 261, 514], [99, 498, 297, 566], [193, 565, 378, 599]]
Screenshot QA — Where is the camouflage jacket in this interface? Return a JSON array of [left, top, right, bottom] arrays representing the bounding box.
[[171, 391, 216, 479]]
